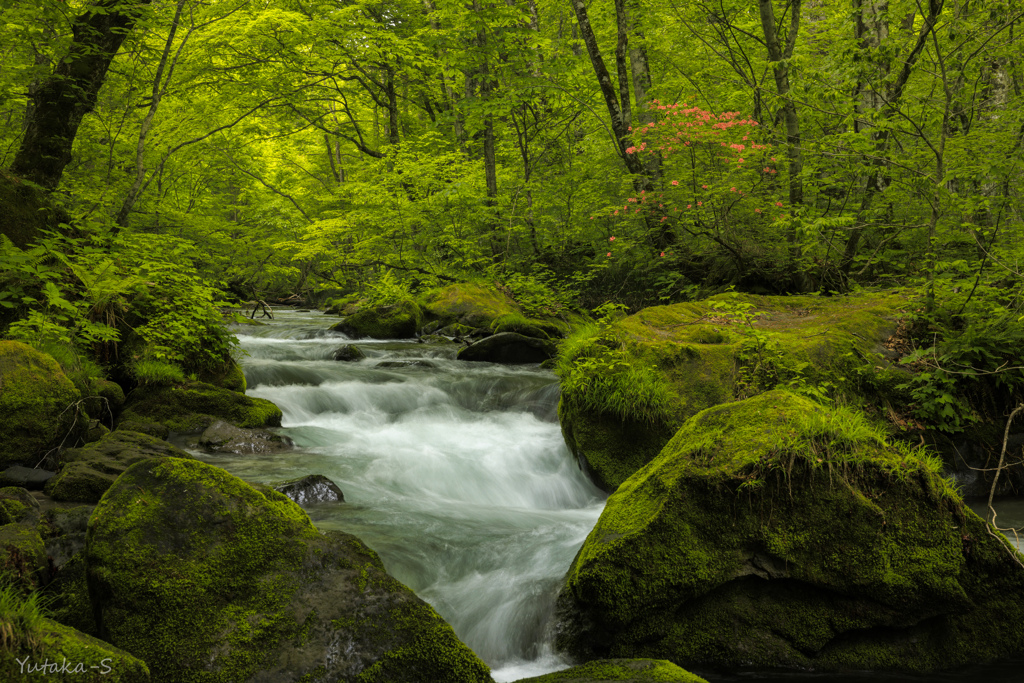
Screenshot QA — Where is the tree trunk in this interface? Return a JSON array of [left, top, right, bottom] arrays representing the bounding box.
[[116, 0, 189, 228], [10, 0, 154, 190], [758, 0, 804, 211]]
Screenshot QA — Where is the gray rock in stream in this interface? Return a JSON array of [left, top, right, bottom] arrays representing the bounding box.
[[273, 474, 345, 504], [332, 344, 366, 361], [198, 420, 294, 455], [457, 332, 556, 364]]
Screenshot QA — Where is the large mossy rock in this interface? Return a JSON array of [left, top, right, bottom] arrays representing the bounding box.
[[0, 617, 150, 682], [330, 300, 423, 339], [557, 292, 907, 491], [44, 431, 193, 503], [86, 458, 492, 683], [0, 341, 82, 469], [554, 390, 1024, 673], [118, 381, 282, 434], [421, 283, 520, 329]]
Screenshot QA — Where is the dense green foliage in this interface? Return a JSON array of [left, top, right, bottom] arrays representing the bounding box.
[[1, 0, 1022, 421]]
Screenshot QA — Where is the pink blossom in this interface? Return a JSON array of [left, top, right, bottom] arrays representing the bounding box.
[[671, 180, 679, 186], [607, 252, 612, 257], [660, 251, 665, 257]]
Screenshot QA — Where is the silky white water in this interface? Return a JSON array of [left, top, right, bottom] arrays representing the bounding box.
[[199, 310, 605, 681]]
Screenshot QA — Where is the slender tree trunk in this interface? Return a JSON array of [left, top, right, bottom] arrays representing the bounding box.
[[11, 0, 155, 189], [626, 0, 660, 184], [116, 0, 189, 228], [758, 0, 804, 212], [570, 0, 644, 175]]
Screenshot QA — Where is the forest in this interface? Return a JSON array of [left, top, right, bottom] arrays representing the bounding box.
[[2, 0, 1024, 681]]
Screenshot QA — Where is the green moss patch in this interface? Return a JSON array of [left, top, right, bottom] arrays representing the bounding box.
[[0, 341, 82, 469], [0, 616, 150, 682], [86, 458, 490, 683], [556, 292, 909, 490], [118, 380, 281, 434], [330, 300, 424, 339], [555, 390, 1024, 672]]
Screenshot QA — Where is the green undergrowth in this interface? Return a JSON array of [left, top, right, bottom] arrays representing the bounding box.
[[556, 323, 675, 425], [0, 574, 50, 653]]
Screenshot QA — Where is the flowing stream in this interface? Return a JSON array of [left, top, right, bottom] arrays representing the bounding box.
[[202, 309, 605, 681], [195, 309, 1023, 683]]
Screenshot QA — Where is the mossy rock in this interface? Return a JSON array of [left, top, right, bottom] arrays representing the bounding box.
[[83, 379, 126, 424], [199, 358, 247, 393], [118, 381, 282, 434], [554, 390, 1024, 672], [0, 341, 82, 469], [421, 282, 519, 329], [0, 486, 40, 524], [86, 458, 491, 683], [557, 291, 908, 491], [0, 616, 150, 681], [330, 300, 423, 339], [44, 431, 193, 504], [514, 659, 706, 682], [0, 520, 49, 589]]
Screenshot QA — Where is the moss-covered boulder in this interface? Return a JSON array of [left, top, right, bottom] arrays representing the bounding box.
[[557, 292, 907, 491], [86, 458, 492, 683], [514, 659, 706, 683], [421, 282, 520, 329], [199, 358, 247, 393], [0, 341, 82, 469], [0, 616, 150, 682], [330, 300, 423, 339], [44, 431, 193, 504], [118, 380, 281, 434], [82, 379, 126, 424], [0, 519, 49, 589], [555, 390, 1024, 673]]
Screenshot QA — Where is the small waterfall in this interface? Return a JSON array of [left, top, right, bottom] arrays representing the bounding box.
[[205, 310, 605, 681]]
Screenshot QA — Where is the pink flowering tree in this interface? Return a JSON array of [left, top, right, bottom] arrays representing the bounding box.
[[599, 102, 796, 289]]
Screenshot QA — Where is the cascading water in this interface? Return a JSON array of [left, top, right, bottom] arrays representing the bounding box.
[[199, 310, 604, 681], [194, 309, 1024, 683]]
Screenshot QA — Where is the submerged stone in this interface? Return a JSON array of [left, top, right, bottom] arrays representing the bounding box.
[[197, 420, 293, 455], [555, 390, 1024, 673], [513, 659, 707, 683], [332, 343, 366, 361], [86, 458, 491, 683], [458, 332, 556, 364], [273, 474, 344, 504], [376, 359, 436, 369]]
